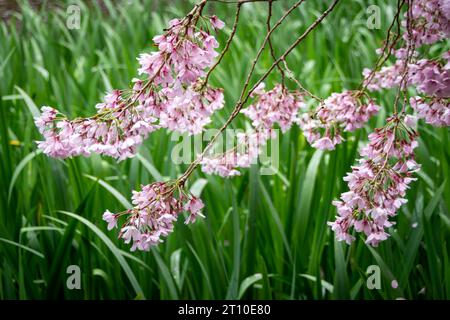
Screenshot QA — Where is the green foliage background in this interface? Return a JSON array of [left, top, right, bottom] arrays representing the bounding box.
[[0, 0, 449, 299]]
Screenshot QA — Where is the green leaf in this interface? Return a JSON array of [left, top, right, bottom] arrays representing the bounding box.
[[84, 174, 132, 209], [299, 273, 333, 294], [58, 210, 145, 299], [152, 249, 179, 299], [0, 237, 44, 259], [238, 273, 262, 299], [425, 180, 446, 220], [15, 86, 40, 118], [189, 178, 208, 197], [8, 150, 42, 203], [136, 153, 163, 181]]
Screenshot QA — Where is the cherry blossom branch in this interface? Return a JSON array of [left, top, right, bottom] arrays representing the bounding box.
[[236, 0, 305, 104], [204, 2, 242, 85], [395, 0, 415, 115], [69, 0, 209, 124], [266, 0, 286, 86], [281, 59, 322, 103], [179, 0, 340, 183], [243, 0, 340, 106], [36, 0, 449, 252], [359, 0, 406, 93]]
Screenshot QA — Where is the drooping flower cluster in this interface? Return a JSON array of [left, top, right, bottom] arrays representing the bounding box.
[[328, 116, 420, 246], [241, 83, 305, 133], [362, 0, 450, 125], [200, 84, 305, 177], [136, 17, 225, 134], [297, 91, 380, 150], [362, 49, 414, 92], [35, 99, 158, 160], [410, 96, 450, 126], [407, 0, 450, 46], [200, 131, 270, 177], [103, 181, 204, 251], [409, 56, 450, 98], [365, 51, 450, 95], [35, 11, 225, 160]]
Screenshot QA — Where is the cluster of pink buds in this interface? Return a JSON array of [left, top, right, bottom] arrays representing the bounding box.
[[35, 97, 158, 160], [200, 131, 270, 177], [363, 0, 450, 98], [103, 181, 204, 251], [410, 96, 450, 126], [407, 0, 450, 47], [363, 50, 450, 129], [409, 56, 450, 98], [297, 91, 380, 150], [200, 84, 304, 177], [241, 83, 305, 133], [362, 58, 409, 92], [363, 52, 450, 96], [35, 10, 226, 160], [136, 16, 226, 134], [328, 116, 420, 246]]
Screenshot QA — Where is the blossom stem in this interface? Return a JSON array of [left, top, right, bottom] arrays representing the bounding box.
[[204, 2, 242, 85], [179, 0, 340, 183], [281, 59, 322, 103], [359, 0, 406, 94], [266, 0, 286, 86]]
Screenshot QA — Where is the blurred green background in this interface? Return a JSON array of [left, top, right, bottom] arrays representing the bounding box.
[[0, 0, 449, 299]]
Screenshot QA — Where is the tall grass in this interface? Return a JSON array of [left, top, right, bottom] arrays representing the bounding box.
[[0, 0, 449, 299]]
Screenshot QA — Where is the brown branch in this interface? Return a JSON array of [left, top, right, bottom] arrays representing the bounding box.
[[281, 59, 322, 103], [179, 0, 340, 182], [358, 0, 406, 93], [204, 2, 242, 85], [242, 0, 340, 107], [396, 0, 415, 115], [266, 0, 285, 86], [236, 0, 305, 105]]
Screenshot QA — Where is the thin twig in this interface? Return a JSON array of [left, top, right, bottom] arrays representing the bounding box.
[[281, 59, 322, 102], [359, 0, 406, 93], [237, 0, 305, 105], [204, 2, 242, 85], [266, 0, 285, 86], [243, 0, 340, 107], [179, 0, 306, 181], [395, 0, 415, 115], [179, 0, 340, 182]]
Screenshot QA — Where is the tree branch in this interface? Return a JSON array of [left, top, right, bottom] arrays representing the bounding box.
[[179, 0, 340, 182]]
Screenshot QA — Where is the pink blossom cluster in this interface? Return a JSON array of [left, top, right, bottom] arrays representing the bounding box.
[[297, 91, 380, 150], [135, 17, 226, 134], [328, 117, 420, 246], [35, 101, 158, 160], [409, 57, 450, 98], [364, 53, 450, 97], [362, 59, 407, 92], [142, 80, 225, 135], [363, 0, 450, 100], [35, 14, 226, 159], [200, 84, 304, 177], [200, 131, 270, 177], [410, 96, 450, 126], [103, 182, 204, 251], [406, 0, 450, 47], [241, 84, 305, 132]]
